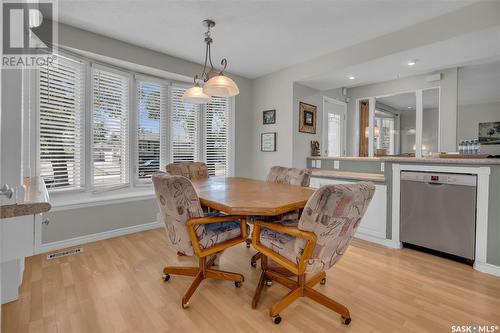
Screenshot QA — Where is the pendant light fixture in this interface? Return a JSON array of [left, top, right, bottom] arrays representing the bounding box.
[[182, 19, 239, 104]]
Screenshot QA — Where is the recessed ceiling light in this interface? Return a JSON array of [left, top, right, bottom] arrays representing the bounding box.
[[348, 76, 356, 80], [407, 106, 413, 109], [407, 59, 417, 66]]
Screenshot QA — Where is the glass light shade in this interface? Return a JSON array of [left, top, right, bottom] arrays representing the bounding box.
[[203, 75, 239, 97], [182, 86, 211, 104]]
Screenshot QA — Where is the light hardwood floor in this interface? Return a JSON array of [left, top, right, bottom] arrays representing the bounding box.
[[2, 228, 500, 333]]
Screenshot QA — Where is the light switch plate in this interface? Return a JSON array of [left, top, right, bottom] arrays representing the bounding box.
[[334, 161, 340, 169]]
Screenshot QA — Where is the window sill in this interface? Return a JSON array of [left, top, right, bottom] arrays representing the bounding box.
[[49, 186, 155, 212]]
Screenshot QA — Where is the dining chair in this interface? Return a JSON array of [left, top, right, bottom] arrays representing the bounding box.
[[152, 173, 246, 309], [166, 162, 209, 180], [248, 166, 311, 267], [251, 182, 375, 325]]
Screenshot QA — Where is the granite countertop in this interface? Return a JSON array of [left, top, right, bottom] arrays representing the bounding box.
[[0, 177, 51, 219], [311, 169, 385, 182], [307, 156, 500, 165]]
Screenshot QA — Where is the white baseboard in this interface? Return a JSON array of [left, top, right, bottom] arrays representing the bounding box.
[[355, 232, 401, 249], [474, 262, 500, 277], [37, 221, 163, 254]]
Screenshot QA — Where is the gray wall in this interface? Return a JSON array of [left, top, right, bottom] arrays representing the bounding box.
[[42, 199, 158, 243], [458, 102, 500, 155], [292, 84, 344, 169]]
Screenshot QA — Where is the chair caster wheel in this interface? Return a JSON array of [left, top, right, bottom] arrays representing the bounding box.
[[272, 315, 282, 324], [320, 278, 326, 285], [246, 243, 251, 248], [234, 281, 242, 288], [163, 274, 170, 282], [341, 316, 351, 325], [265, 280, 273, 286], [182, 302, 189, 309], [250, 261, 257, 268]]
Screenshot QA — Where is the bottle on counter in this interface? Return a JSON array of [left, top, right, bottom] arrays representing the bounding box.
[[458, 140, 464, 154], [477, 139, 481, 154]]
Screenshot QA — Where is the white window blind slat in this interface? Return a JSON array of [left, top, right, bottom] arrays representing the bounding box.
[[38, 57, 85, 189], [171, 86, 200, 163], [92, 67, 130, 188], [204, 96, 231, 176], [136, 80, 165, 181]]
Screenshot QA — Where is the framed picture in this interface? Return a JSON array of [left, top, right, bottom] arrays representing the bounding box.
[[263, 109, 276, 125], [479, 122, 500, 145], [299, 102, 317, 134], [261, 132, 276, 152]]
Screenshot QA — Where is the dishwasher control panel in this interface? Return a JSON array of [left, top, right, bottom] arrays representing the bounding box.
[[400, 171, 477, 186]]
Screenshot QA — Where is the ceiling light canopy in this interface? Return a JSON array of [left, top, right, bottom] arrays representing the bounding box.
[[182, 19, 240, 104]]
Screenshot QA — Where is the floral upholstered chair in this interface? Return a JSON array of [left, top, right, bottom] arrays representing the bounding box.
[[249, 166, 312, 267], [251, 182, 375, 325], [166, 162, 209, 181], [266, 166, 312, 187], [152, 173, 246, 309]]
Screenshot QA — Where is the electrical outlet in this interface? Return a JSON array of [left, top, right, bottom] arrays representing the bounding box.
[[381, 162, 385, 172], [334, 161, 340, 169]]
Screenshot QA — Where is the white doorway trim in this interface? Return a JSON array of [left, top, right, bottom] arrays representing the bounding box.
[[391, 163, 491, 273], [322, 96, 347, 157]]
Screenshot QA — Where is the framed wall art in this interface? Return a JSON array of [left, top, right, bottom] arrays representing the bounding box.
[[299, 102, 317, 134], [261, 132, 276, 152], [263, 109, 276, 125]]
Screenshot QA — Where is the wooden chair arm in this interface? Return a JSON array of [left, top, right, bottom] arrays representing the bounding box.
[[187, 215, 247, 258], [255, 221, 317, 243], [252, 221, 316, 275]]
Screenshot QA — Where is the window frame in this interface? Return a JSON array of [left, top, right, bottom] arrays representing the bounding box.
[[34, 52, 89, 194], [134, 74, 169, 185], [90, 62, 132, 192]]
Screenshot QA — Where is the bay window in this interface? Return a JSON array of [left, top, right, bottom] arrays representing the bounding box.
[[34, 51, 234, 194]]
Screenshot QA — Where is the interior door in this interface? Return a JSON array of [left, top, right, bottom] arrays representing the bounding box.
[[323, 98, 346, 157]]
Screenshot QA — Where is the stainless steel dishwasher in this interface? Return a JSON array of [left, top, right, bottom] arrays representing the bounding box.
[[400, 171, 477, 262]]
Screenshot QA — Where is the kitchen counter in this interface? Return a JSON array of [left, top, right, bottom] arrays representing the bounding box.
[[0, 177, 51, 219], [311, 169, 385, 182], [307, 156, 500, 165]]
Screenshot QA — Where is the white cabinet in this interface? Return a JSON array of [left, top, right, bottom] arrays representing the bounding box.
[[310, 177, 387, 241], [1, 215, 36, 304], [1, 215, 35, 261]]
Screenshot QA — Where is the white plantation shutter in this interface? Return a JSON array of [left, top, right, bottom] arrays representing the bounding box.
[[92, 66, 130, 188], [38, 57, 85, 190], [204, 97, 232, 176], [170, 85, 200, 163], [136, 79, 166, 181]]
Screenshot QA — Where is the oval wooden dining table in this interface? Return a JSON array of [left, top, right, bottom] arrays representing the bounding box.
[[190, 177, 316, 216]]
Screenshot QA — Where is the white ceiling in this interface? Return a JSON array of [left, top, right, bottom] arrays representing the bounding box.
[[458, 60, 500, 105], [299, 26, 500, 90], [54, 0, 474, 79]]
